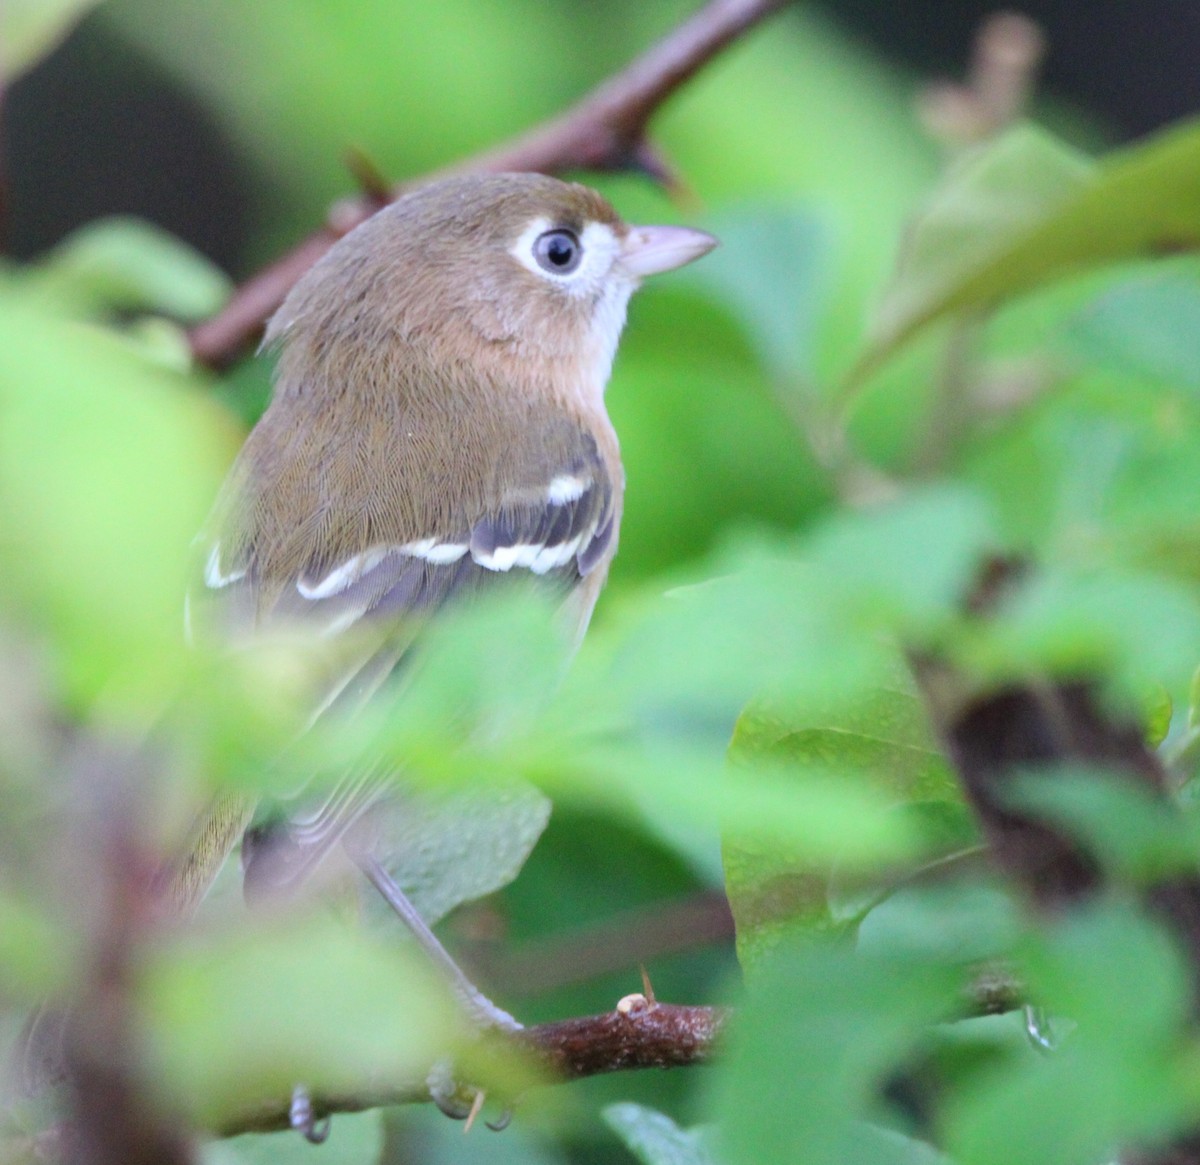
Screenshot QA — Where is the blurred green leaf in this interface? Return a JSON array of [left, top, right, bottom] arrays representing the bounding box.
[[202, 1110, 383, 1165], [969, 566, 1200, 696], [805, 484, 999, 637], [858, 117, 1200, 384], [0, 293, 233, 711], [597, 486, 996, 741], [604, 1102, 716, 1165], [143, 916, 457, 1127], [1006, 768, 1200, 884], [1, 0, 102, 80], [712, 941, 962, 1165], [686, 204, 834, 381], [723, 664, 964, 973], [945, 903, 1195, 1165], [367, 781, 550, 929], [542, 742, 920, 876], [865, 125, 1092, 377], [856, 881, 1019, 966], [27, 217, 234, 322], [1063, 266, 1200, 392], [0, 891, 71, 1001]]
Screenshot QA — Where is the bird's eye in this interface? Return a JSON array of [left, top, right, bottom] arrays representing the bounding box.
[[533, 228, 582, 275]]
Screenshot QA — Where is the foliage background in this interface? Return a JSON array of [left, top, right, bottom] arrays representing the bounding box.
[[4, 3, 1200, 1165]]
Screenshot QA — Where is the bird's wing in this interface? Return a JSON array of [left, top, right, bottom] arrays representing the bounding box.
[[190, 425, 617, 710]]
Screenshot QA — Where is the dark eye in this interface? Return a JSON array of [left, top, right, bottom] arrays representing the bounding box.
[[533, 228, 582, 274]]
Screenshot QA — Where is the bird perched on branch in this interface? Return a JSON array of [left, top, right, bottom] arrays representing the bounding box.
[[179, 171, 717, 1024]]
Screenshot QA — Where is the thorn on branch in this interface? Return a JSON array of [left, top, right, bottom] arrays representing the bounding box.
[[342, 147, 393, 206]]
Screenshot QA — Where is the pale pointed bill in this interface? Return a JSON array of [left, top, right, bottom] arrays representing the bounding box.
[[618, 224, 718, 278]]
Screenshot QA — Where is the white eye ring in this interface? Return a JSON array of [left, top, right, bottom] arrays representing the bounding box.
[[511, 218, 620, 292]]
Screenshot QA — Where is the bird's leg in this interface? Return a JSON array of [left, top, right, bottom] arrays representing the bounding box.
[[349, 849, 522, 1034]]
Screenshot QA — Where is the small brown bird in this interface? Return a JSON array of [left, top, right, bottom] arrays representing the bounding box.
[[182, 172, 717, 1017]]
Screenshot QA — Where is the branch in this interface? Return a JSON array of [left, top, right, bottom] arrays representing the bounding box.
[[61, 762, 197, 1165], [186, 0, 787, 369], [217, 997, 728, 1137], [477, 889, 735, 996]]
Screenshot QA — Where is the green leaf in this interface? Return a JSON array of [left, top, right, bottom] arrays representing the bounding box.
[[547, 740, 921, 874], [712, 941, 962, 1165], [1063, 266, 1200, 392], [0, 292, 233, 711], [28, 217, 233, 321], [685, 204, 834, 380], [366, 780, 550, 929], [604, 1103, 717, 1165], [201, 1111, 383, 1165], [945, 903, 1195, 1165], [804, 484, 999, 637], [856, 881, 1018, 965], [723, 659, 965, 974], [1006, 768, 1200, 884], [0, 0, 102, 80], [599, 486, 996, 740], [971, 566, 1200, 696], [0, 891, 72, 1000], [143, 916, 458, 1127], [864, 125, 1092, 377], [855, 117, 1200, 384]]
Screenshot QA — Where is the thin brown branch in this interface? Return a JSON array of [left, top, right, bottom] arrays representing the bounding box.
[[472, 889, 735, 996], [61, 756, 196, 1165], [217, 998, 728, 1137], [187, 0, 787, 369]]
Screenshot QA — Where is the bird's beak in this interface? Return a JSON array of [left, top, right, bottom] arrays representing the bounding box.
[[619, 224, 718, 278]]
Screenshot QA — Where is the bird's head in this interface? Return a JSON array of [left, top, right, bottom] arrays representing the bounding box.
[[267, 172, 717, 407]]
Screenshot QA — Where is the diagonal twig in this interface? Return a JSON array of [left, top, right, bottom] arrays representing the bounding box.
[[186, 0, 787, 370]]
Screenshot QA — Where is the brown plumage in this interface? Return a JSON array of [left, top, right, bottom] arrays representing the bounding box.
[[179, 171, 717, 912]]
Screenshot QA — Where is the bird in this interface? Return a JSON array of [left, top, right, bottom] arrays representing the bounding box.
[[178, 170, 718, 1022]]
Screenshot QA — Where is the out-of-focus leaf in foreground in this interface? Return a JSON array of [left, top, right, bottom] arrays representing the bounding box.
[[1006, 767, 1200, 885], [966, 565, 1200, 698], [25, 217, 234, 322], [143, 916, 458, 1129], [1063, 265, 1200, 393], [201, 1111, 383, 1165], [724, 667, 969, 973], [599, 485, 998, 732], [0, 292, 234, 714], [0, 0, 103, 80], [945, 903, 1195, 1165], [713, 940, 962, 1165]]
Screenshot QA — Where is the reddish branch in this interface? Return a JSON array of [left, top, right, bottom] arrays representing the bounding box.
[[521, 994, 728, 1080], [186, 0, 787, 369], [218, 998, 728, 1137]]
